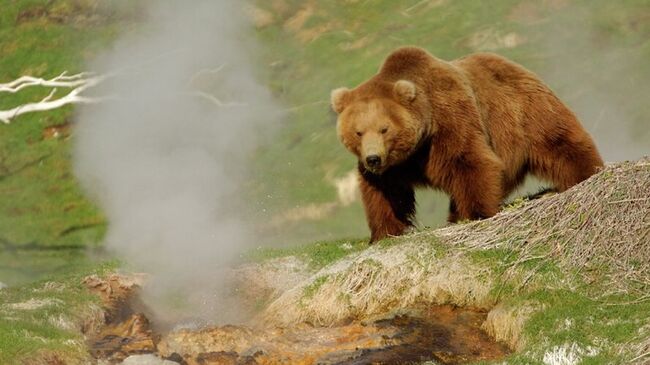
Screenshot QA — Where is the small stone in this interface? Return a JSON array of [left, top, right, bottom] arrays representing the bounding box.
[[0, 282, 7, 289], [120, 354, 180, 365]]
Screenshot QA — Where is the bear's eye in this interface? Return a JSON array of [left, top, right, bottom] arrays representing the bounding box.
[[380, 127, 388, 134], [356, 131, 362, 137]]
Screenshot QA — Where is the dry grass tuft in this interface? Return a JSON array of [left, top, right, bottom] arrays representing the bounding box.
[[435, 158, 650, 294], [482, 302, 540, 351], [262, 242, 494, 326]]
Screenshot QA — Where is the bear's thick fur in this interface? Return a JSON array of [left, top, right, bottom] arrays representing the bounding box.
[[331, 46, 604, 243]]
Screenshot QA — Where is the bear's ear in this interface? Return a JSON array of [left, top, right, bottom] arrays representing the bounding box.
[[393, 80, 417, 104], [331, 87, 350, 114]]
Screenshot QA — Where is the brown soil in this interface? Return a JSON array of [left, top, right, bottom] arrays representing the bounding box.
[[85, 275, 509, 365]]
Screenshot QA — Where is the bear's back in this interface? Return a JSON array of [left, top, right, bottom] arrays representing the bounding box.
[[377, 47, 452, 82]]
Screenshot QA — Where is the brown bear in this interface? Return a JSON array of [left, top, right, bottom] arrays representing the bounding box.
[[331, 46, 604, 243]]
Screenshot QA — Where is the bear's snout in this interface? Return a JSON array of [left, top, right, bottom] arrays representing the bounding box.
[[366, 155, 382, 169]]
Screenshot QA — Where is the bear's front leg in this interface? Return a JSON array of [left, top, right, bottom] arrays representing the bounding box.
[[447, 152, 503, 222], [358, 170, 415, 243]]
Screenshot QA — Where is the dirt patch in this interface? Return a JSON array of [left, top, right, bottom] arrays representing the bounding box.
[[269, 202, 338, 227], [159, 306, 510, 364], [461, 28, 526, 51], [268, 169, 360, 227], [43, 122, 72, 140], [81, 274, 154, 362], [340, 35, 374, 51], [89, 313, 157, 362], [15, 0, 139, 28], [282, 2, 339, 43], [84, 274, 509, 364], [283, 4, 315, 33], [92, 303, 508, 364], [245, 5, 275, 29]]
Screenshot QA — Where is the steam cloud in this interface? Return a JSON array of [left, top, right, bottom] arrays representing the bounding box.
[[74, 0, 279, 324]]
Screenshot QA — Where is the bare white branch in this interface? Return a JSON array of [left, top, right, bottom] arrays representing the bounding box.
[[1, 63, 246, 124], [189, 64, 225, 85], [188, 64, 247, 108], [0, 71, 96, 94], [191, 91, 247, 108], [0, 74, 107, 124]]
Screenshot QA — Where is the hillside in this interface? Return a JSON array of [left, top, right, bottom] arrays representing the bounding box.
[[0, 1, 649, 364]]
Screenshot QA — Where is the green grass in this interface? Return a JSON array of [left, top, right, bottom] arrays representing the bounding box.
[[0, 2, 129, 362], [498, 288, 650, 364], [0, 260, 117, 364], [253, 233, 649, 364], [246, 237, 366, 270], [0, 0, 135, 287], [461, 244, 649, 364], [302, 275, 329, 302]]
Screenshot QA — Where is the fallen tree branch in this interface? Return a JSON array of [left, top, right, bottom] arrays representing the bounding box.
[[0, 72, 107, 124], [1, 64, 246, 124], [0, 71, 94, 94]]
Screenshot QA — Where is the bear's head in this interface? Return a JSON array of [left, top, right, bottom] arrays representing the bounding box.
[[331, 80, 431, 174]]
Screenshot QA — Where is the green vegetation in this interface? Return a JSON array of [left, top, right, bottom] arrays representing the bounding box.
[[260, 159, 649, 363], [0, 2, 129, 362], [477, 245, 650, 364], [0, 0, 136, 285], [247, 237, 366, 270], [302, 275, 329, 302], [0, 261, 116, 364], [261, 233, 649, 364]]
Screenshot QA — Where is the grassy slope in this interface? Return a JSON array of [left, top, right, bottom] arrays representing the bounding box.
[[0, 0, 139, 284], [252, 236, 650, 364], [257, 159, 649, 364], [470, 247, 649, 364], [0, 1, 130, 362], [258, 221, 649, 364], [0, 262, 116, 364]]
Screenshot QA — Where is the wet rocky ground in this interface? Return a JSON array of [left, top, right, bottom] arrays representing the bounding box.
[[85, 275, 509, 365]]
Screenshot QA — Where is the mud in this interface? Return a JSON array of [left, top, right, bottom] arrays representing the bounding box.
[[85, 275, 509, 365]]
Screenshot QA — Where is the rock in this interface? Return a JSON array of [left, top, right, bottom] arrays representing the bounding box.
[[187, 351, 240, 365], [0, 282, 7, 289], [89, 313, 157, 362], [120, 354, 179, 365]]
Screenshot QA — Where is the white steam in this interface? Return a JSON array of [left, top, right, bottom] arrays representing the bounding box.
[[74, 0, 280, 324]]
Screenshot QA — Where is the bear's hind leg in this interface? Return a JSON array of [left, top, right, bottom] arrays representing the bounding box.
[[530, 133, 604, 191], [448, 198, 459, 223]]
